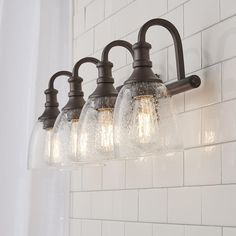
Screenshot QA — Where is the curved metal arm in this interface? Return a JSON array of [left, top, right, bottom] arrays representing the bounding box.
[[101, 40, 134, 62], [138, 18, 185, 81], [73, 57, 100, 77], [48, 70, 72, 90]]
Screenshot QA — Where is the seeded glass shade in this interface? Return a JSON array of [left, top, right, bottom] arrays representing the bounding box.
[[50, 109, 81, 168], [113, 81, 183, 159], [76, 96, 116, 164], [28, 121, 55, 169]]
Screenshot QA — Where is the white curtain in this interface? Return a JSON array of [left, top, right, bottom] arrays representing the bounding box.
[[0, 0, 72, 235]]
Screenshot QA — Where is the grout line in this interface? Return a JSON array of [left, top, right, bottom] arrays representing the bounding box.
[[220, 143, 223, 184], [219, 0, 221, 21], [70, 182, 236, 193], [69, 217, 234, 228]]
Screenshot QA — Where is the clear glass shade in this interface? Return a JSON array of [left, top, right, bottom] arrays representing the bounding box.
[[76, 96, 116, 163], [113, 81, 183, 159], [50, 109, 81, 168], [28, 121, 55, 169]]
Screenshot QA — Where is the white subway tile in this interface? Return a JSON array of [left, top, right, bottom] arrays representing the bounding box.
[[168, 0, 188, 10], [107, 46, 127, 71], [222, 142, 236, 184], [75, 29, 94, 58], [85, 0, 104, 29], [126, 158, 153, 189], [124, 30, 139, 64], [202, 100, 236, 145], [184, 145, 221, 185], [172, 93, 185, 114], [70, 219, 82, 236], [183, 33, 202, 74], [105, 0, 128, 17], [112, 190, 138, 221], [178, 109, 202, 148], [153, 152, 183, 187], [82, 166, 102, 191], [125, 223, 152, 236], [139, 189, 167, 222], [168, 33, 201, 80], [102, 221, 124, 236], [81, 220, 102, 236], [83, 79, 97, 100], [220, 0, 236, 20], [202, 185, 236, 226], [184, 0, 220, 37], [113, 65, 133, 87], [73, 7, 85, 38], [91, 191, 113, 219], [103, 160, 125, 190], [185, 225, 221, 236], [77, 0, 94, 7], [152, 49, 168, 82], [72, 192, 91, 218], [223, 227, 236, 236], [202, 16, 236, 67], [185, 64, 221, 111], [148, 6, 183, 52], [94, 18, 116, 51], [222, 57, 236, 101], [71, 169, 82, 191], [153, 224, 185, 236], [168, 187, 201, 224], [111, 0, 167, 39]]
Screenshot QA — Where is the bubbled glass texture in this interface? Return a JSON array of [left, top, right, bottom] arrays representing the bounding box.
[[76, 96, 116, 163], [28, 121, 54, 169], [113, 82, 183, 160], [51, 109, 81, 168]]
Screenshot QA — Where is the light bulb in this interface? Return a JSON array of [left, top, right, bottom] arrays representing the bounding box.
[[28, 121, 58, 169], [130, 95, 159, 144], [69, 119, 79, 158], [76, 97, 116, 163], [50, 109, 81, 168], [95, 108, 113, 152], [44, 128, 53, 160]]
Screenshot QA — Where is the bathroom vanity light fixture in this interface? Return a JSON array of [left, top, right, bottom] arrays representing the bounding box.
[[28, 18, 201, 170], [28, 71, 72, 169]]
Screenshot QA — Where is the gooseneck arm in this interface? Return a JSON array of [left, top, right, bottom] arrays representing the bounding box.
[[138, 18, 185, 81], [72, 57, 100, 77], [48, 70, 72, 90], [136, 18, 201, 95], [101, 40, 134, 63]]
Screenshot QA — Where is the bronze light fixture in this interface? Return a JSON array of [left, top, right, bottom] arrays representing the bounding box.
[[28, 18, 201, 170]]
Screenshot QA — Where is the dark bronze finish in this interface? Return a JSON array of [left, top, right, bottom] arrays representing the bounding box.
[[62, 58, 100, 111], [124, 18, 201, 95], [38, 71, 72, 129], [89, 40, 134, 99]]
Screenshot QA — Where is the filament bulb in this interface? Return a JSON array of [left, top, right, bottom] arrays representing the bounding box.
[[69, 118, 79, 159], [131, 95, 159, 144], [95, 108, 114, 152]]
